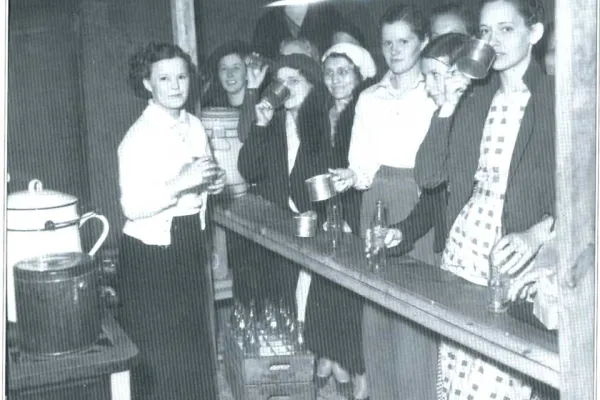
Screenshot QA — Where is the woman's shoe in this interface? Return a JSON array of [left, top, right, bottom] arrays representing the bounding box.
[[314, 358, 333, 389], [352, 373, 369, 400], [335, 380, 354, 398], [314, 374, 330, 389]]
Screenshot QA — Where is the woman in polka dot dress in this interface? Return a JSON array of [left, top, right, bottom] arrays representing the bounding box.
[[411, 0, 556, 398]]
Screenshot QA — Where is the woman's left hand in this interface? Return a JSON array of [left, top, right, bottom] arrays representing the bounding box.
[[207, 168, 227, 195], [246, 55, 269, 90], [507, 265, 541, 302], [491, 230, 543, 276], [492, 215, 555, 276]]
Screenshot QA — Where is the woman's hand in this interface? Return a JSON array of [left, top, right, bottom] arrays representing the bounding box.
[[255, 100, 274, 127], [174, 156, 221, 193], [507, 264, 542, 302], [492, 217, 554, 276], [328, 168, 356, 193], [490, 230, 543, 276], [384, 228, 403, 248], [207, 168, 227, 195], [438, 67, 471, 118], [246, 54, 269, 90]]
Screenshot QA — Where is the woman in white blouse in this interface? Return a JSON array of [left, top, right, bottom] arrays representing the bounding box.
[[328, 5, 439, 400], [117, 42, 225, 400]]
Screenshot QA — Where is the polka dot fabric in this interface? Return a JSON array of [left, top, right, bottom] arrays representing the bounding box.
[[441, 87, 531, 286]]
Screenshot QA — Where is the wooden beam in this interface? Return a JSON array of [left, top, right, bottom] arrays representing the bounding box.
[[554, 0, 597, 398], [170, 0, 198, 65]]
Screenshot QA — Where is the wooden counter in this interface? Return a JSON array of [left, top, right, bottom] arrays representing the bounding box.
[[212, 194, 559, 389]]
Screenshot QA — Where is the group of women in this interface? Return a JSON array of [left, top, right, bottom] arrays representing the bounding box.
[[116, 0, 557, 399]]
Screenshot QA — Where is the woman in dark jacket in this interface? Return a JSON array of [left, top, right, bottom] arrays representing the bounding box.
[[384, 33, 472, 260], [304, 43, 376, 400], [413, 0, 555, 397], [237, 53, 330, 314]]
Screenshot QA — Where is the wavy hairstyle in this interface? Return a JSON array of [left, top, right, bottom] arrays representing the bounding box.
[[128, 41, 196, 100]]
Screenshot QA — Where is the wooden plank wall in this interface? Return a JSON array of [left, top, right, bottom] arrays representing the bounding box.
[[554, 0, 597, 398]]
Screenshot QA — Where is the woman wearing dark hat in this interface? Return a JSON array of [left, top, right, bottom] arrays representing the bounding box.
[[237, 53, 331, 314], [200, 40, 268, 142], [303, 42, 377, 400]]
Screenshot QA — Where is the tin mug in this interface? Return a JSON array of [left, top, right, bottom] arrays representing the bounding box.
[[261, 80, 291, 109]]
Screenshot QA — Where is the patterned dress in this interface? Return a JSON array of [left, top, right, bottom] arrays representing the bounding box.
[[438, 86, 537, 400]]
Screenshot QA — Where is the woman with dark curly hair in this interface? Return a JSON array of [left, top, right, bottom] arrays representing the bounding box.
[[117, 41, 225, 399]]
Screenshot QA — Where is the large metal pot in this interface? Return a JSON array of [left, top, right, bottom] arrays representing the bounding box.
[[6, 179, 109, 322], [14, 252, 102, 355]]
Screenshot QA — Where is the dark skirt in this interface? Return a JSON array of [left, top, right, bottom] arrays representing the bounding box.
[[304, 273, 365, 374], [228, 231, 299, 314], [117, 214, 217, 400]]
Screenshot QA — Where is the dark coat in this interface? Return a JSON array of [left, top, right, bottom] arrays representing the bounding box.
[[327, 88, 366, 235], [238, 85, 331, 216], [388, 184, 448, 256], [414, 60, 555, 236], [251, 4, 345, 60]]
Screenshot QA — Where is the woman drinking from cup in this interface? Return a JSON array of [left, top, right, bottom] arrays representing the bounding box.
[[237, 53, 330, 316], [118, 41, 226, 399], [304, 42, 376, 400], [414, 0, 555, 397], [384, 32, 472, 262], [328, 5, 439, 399]]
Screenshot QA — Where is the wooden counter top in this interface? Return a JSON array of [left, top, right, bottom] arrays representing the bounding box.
[[212, 194, 559, 389]]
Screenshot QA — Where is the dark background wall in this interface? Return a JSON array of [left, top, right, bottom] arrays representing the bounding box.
[[7, 0, 555, 251]]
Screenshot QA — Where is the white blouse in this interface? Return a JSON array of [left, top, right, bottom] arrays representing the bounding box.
[[118, 101, 211, 246], [347, 71, 437, 189]]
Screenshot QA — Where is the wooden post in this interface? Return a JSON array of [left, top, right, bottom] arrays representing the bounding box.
[[170, 0, 198, 66], [554, 0, 597, 398]]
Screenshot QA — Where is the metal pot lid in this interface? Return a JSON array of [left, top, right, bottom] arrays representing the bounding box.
[[7, 179, 78, 210], [14, 253, 96, 281]]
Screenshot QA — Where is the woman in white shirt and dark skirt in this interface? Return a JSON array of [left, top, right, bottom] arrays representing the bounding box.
[[329, 5, 439, 400], [117, 41, 226, 400]]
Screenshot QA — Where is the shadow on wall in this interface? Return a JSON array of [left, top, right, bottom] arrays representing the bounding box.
[[194, 0, 555, 74]]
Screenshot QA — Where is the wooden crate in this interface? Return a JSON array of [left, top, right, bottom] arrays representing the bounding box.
[[223, 325, 315, 400]]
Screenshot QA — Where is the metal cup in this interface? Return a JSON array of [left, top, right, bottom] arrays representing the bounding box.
[[455, 38, 496, 79], [304, 174, 336, 202], [261, 80, 291, 109], [294, 212, 317, 238]]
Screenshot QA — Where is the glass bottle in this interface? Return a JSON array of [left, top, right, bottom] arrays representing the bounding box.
[[326, 199, 343, 254], [368, 200, 388, 272], [487, 226, 509, 313]]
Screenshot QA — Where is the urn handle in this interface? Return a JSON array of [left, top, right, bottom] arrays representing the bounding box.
[[28, 179, 43, 192]]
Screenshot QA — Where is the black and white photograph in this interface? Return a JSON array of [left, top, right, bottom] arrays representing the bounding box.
[[1, 0, 597, 398]]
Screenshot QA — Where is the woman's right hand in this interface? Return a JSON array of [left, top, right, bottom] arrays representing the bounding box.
[[255, 100, 274, 127], [438, 67, 471, 118], [384, 228, 403, 248], [328, 168, 356, 193]]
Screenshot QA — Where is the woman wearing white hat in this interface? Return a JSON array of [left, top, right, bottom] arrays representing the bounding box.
[[303, 42, 376, 400]]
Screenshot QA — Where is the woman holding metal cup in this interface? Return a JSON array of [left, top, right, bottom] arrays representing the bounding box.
[[414, 0, 555, 398]]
